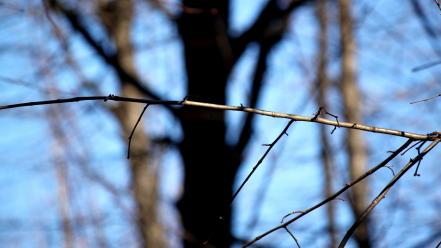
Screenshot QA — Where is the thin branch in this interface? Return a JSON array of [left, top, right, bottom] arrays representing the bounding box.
[[127, 104, 150, 159], [411, 60, 441, 72], [0, 95, 438, 141], [284, 226, 301, 248], [410, 93, 441, 104], [337, 140, 440, 248], [232, 119, 294, 202], [412, 141, 427, 176], [243, 139, 415, 247]]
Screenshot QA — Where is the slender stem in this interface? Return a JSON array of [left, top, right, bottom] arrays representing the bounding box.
[[0, 95, 436, 141]]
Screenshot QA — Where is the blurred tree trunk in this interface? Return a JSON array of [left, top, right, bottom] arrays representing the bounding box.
[[177, 1, 236, 247], [96, 1, 166, 247], [338, 0, 371, 247], [315, 0, 337, 247]]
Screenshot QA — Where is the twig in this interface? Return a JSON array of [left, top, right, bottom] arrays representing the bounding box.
[[204, 120, 294, 246], [337, 140, 440, 248], [0, 95, 436, 141], [401, 140, 424, 155], [410, 93, 441, 104], [413, 141, 427, 176], [411, 60, 441, 72], [243, 139, 414, 247], [284, 226, 301, 248], [127, 104, 150, 159], [231, 119, 294, 202]]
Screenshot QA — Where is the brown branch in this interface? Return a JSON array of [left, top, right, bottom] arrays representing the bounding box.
[[0, 95, 438, 141], [337, 140, 440, 248], [243, 139, 415, 247]]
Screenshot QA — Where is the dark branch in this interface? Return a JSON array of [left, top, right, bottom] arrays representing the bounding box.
[[231, 0, 312, 61], [46, 0, 176, 115], [337, 140, 440, 248], [243, 139, 415, 247], [232, 119, 294, 203], [410, 0, 441, 57], [127, 104, 150, 159]]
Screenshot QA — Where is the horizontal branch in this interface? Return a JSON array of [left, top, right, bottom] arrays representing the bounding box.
[[0, 95, 438, 141]]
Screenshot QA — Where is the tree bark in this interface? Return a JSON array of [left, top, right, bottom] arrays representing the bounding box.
[[339, 0, 371, 247]]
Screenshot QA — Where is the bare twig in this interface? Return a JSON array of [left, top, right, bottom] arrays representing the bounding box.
[[243, 139, 414, 247], [284, 226, 301, 248], [204, 120, 294, 246], [410, 93, 441, 104], [0, 95, 436, 141], [337, 140, 440, 248], [127, 104, 150, 159], [231, 119, 294, 202]]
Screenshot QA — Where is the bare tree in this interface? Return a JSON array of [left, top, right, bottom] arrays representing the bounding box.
[[2, 1, 441, 248]]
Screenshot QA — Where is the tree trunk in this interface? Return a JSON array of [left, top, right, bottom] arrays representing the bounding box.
[[96, 1, 166, 247], [339, 0, 371, 247], [315, 1, 337, 247], [177, 1, 237, 247]]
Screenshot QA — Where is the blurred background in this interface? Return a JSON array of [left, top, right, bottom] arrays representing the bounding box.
[[0, 0, 441, 247]]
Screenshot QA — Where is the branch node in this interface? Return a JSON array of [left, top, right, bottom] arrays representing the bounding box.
[[104, 94, 114, 102], [180, 96, 188, 104]]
